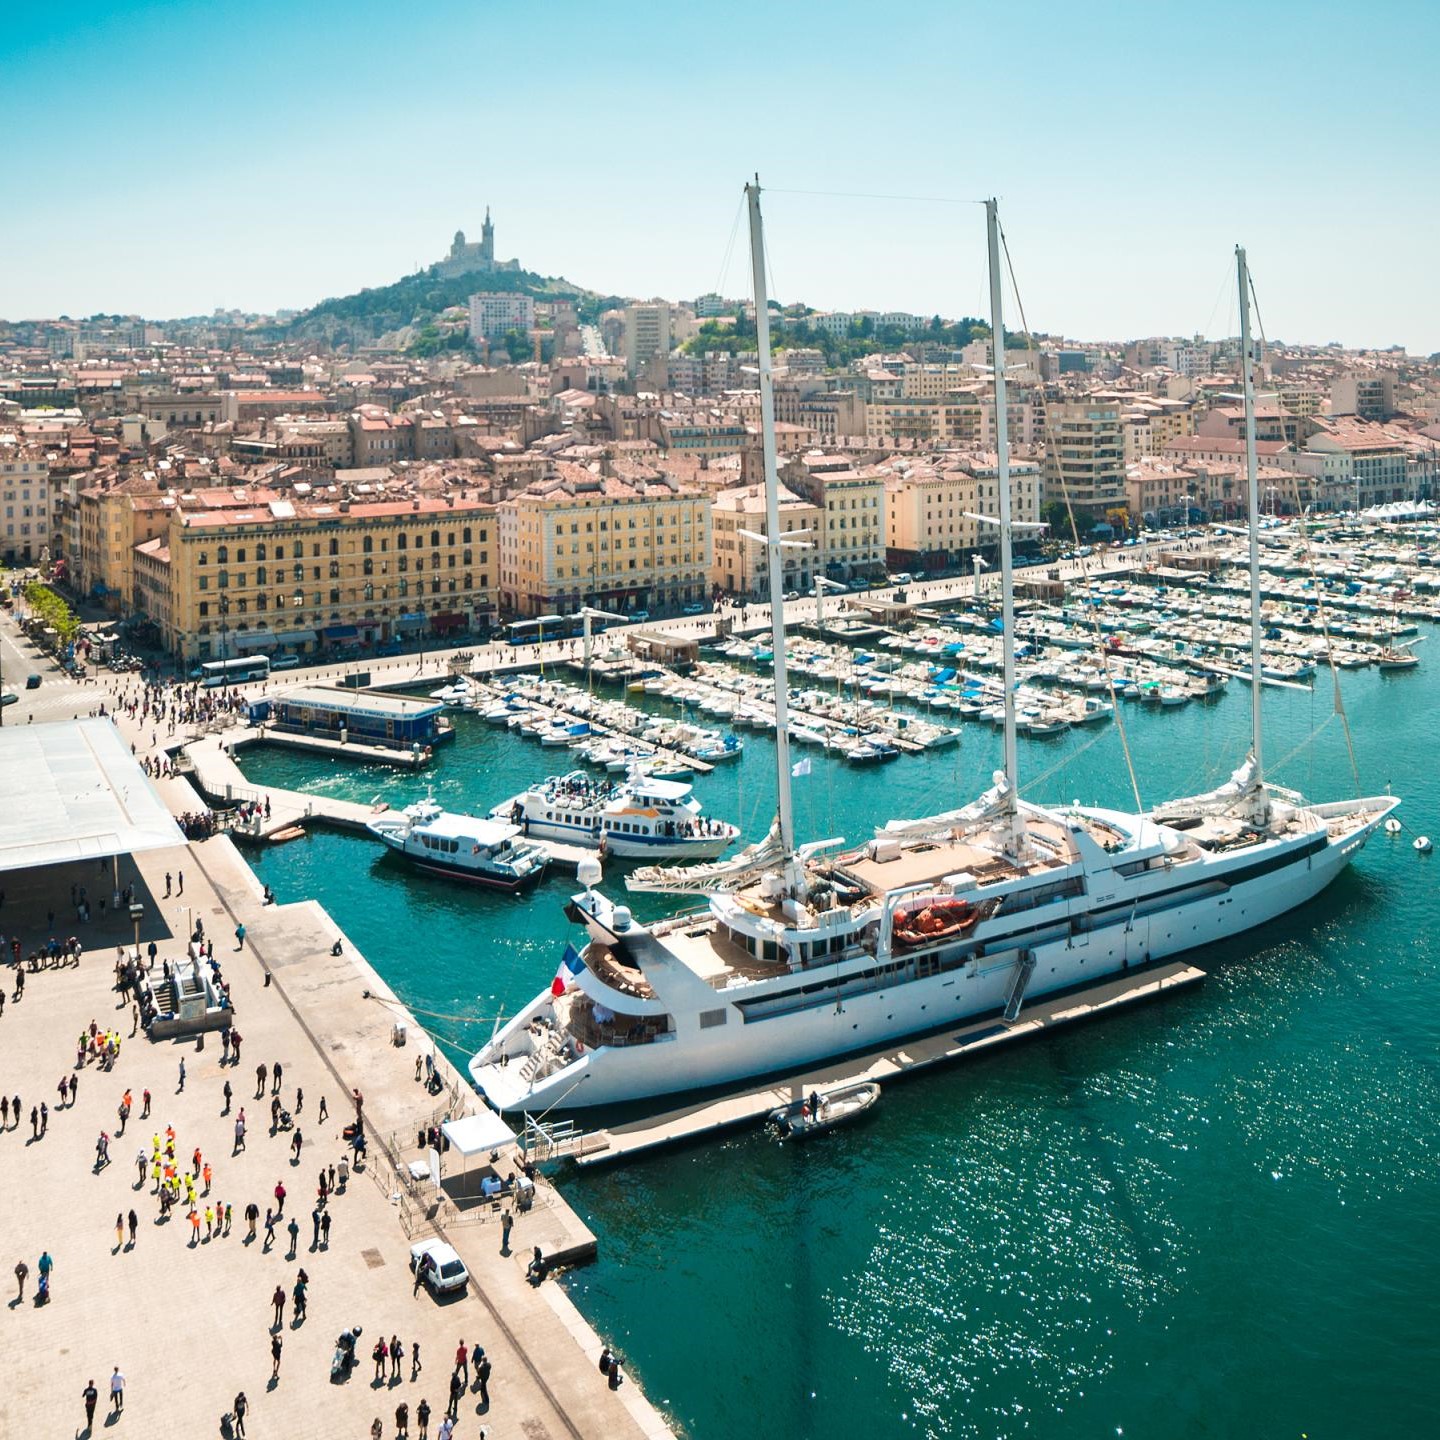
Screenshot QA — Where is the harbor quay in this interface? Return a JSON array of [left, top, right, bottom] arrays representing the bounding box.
[[0, 650, 672, 1439]]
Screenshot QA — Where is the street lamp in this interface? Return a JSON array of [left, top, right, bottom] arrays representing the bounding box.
[[218, 594, 230, 682], [812, 575, 844, 636]]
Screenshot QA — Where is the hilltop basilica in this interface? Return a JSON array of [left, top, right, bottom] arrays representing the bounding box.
[[435, 208, 521, 279]]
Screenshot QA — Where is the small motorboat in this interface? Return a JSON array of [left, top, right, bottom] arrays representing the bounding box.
[[769, 1081, 881, 1139], [268, 825, 306, 844], [891, 896, 979, 946]]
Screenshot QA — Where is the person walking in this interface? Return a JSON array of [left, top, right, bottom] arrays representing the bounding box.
[[223, 1080, 232, 1114], [446, 1372, 463, 1421], [321, 1209, 332, 1247], [232, 1391, 248, 1439], [235, 923, 246, 951], [290, 1128, 303, 1163], [292, 1270, 308, 1323], [500, 1209, 513, 1255], [416, 1397, 431, 1440], [256, 1063, 267, 1098], [109, 1367, 125, 1414], [390, 1334, 403, 1381], [453, 1341, 468, 1387], [114, 1214, 125, 1250], [272, 1061, 283, 1095], [311, 1206, 322, 1248], [411, 1342, 422, 1381], [371, 1420, 383, 1440], [270, 1333, 282, 1381], [245, 1201, 259, 1241], [436, 1415, 454, 1440], [285, 1217, 299, 1259], [262, 1207, 276, 1250], [475, 1348, 491, 1407], [234, 1110, 247, 1154], [373, 1338, 388, 1383], [127, 1210, 138, 1247], [82, 1378, 99, 1431], [395, 1401, 409, 1438], [13, 1260, 26, 1301], [273, 1179, 286, 1214], [177, 869, 184, 896], [177, 1057, 186, 1092]]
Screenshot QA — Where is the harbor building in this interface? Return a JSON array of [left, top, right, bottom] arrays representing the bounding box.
[[1042, 398, 1127, 517], [263, 684, 451, 749], [711, 480, 818, 598]]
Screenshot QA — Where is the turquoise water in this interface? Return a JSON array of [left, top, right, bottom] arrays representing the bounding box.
[[240, 660, 1440, 1439]]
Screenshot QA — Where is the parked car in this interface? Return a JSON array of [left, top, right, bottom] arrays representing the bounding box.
[[25, 674, 41, 689], [272, 654, 300, 671], [681, 601, 705, 615], [409, 1239, 469, 1296], [1, 691, 17, 707], [629, 610, 650, 624]]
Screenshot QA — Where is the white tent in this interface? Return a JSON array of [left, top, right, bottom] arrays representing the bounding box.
[[440, 1111, 520, 1201]]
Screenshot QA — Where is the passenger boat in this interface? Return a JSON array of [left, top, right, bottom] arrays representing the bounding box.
[[468, 189, 1398, 1114], [489, 771, 739, 860], [366, 799, 549, 892], [769, 1081, 881, 1139]]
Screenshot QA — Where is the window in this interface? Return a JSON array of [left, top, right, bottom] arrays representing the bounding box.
[[329, 560, 340, 579], [362, 536, 373, 553], [462, 527, 472, 543], [199, 575, 209, 591], [256, 566, 267, 586], [274, 544, 284, 560], [329, 588, 340, 605], [398, 534, 408, 551], [328, 538, 339, 556], [256, 543, 266, 561], [199, 601, 209, 617], [293, 562, 304, 583], [217, 545, 228, 563], [447, 531, 455, 547], [199, 552, 208, 566], [363, 557, 373, 575]]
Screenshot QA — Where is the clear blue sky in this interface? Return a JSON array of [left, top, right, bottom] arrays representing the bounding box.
[[5, 0, 1437, 353]]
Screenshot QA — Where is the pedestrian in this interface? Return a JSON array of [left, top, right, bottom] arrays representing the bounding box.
[[272, 1283, 286, 1328], [396, 1401, 409, 1438], [177, 1056, 186, 1092], [245, 1201, 259, 1241], [141, 1088, 151, 1118], [82, 1378, 99, 1431], [233, 1391, 248, 1439], [295, 1087, 303, 1115], [321, 1209, 332, 1247], [291, 1128, 303, 1162], [293, 1269, 308, 1322], [263, 1207, 276, 1249], [203, 1162, 213, 1194], [224, 1201, 233, 1235], [223, 1079, 232, 1114], [311, 1206, 321, 1248], [177, 869, 183, 896], [373, 1338, 388, 1382], [371, 1420, 383, 1440], [234, 1110, 247, 1154], [256, 1063, 267, 1098], [454, 1341, 468, 1386], [446, 1372, 462, 1421], [114, 1213, 124, 1249], [318, 1095, 329, 1123], [274, 1179, 286, 1213], [188, 1207, 201, 1245], [411, 1342, 422, 1381], [270, 1333, 282, 1380], [110, 1367, 125, 1414], [475, 1346, 491, 1405], [0, 1097, 6, 1127], [235, 923, 246, 951], [272, 1061, 283, 1094], [500, 1209, 513, 1255], [164, 872, 172, 898], [136, 1148, 147, 1184], [416, 1397, 431, 1440], [437, 1416, 454, 1440], [13, 1260, 26, 1300]]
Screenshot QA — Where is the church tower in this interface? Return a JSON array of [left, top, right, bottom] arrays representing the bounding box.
[[480, 207, 494, 268]]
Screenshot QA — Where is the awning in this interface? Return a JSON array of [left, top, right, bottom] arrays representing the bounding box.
[[431, 612, 465, 630], [441, 1111, 517, 1157], [323, 625, 359, 641], [272, 629, 318, 646], [394, 614, 426, 633], [232, 631, 275, 651], [356, 618, 381, 630]]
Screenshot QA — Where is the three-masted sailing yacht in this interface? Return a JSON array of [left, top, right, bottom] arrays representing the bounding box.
[[469, 188, 1398, 1113]]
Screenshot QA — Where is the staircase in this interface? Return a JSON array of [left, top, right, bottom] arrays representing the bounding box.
[[1003, 951, 1036, 1023], [519, 1030, 563, 1084]]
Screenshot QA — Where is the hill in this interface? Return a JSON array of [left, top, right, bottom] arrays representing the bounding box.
[[268, 264, 611, 351]]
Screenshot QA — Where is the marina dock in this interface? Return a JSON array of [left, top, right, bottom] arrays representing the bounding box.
[[568, 961, 1205, 1167]]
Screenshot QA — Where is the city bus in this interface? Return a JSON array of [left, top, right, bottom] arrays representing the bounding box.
[[200, 655, 271, 687], [505, 615, 609, 646]]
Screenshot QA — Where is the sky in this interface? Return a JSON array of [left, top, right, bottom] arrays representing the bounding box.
[[4, 0, 1438, 353]]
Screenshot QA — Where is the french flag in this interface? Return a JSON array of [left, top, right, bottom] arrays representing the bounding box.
[[551, 943, 586, 997]]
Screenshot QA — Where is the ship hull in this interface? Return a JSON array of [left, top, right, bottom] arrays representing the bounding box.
[[471, 806, 1391, 1112]]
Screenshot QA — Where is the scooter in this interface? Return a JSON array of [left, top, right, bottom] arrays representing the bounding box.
[[331, 1324, 362, 1382]]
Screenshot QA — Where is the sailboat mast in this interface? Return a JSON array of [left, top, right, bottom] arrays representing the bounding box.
[[985, 199, 1020, 805], [745, 179, 799, 868], [1236, 244, 1264, 780]]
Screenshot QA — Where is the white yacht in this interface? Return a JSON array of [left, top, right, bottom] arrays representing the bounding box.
[[367, 799, 549, 893], [469, 189, 1397, 1114], [489, 771, 739, 861]]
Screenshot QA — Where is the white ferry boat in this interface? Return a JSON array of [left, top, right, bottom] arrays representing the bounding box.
[[489, 771, 739, 861], [367, 799, 549, 893], [468, 189, 1397, 1114]]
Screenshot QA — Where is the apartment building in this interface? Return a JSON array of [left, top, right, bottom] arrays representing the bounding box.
[[711, 482, 818, 599], [0, 451, 50, 564], [155, 492, 497, 661], [1043, 399, 1126, 515], [623, 303, 671, 376], [497, 465, 709, 617], [882, 452, 1041, 568], [782, 453, 885, 580], [1308, 421, 1411, 506], [467, 292, 535, 343]]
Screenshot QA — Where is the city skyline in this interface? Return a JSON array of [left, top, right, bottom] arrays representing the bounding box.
[[5, 0, 1438, 353]]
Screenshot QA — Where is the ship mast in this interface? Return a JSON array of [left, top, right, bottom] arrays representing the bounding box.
[[1236, 245, 1266, 792], [986, 199, 1021, 821], [745, 178, 808, 890]]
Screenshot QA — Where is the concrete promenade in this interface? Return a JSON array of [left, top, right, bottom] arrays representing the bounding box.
[[0, 612, 672, 1440]]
